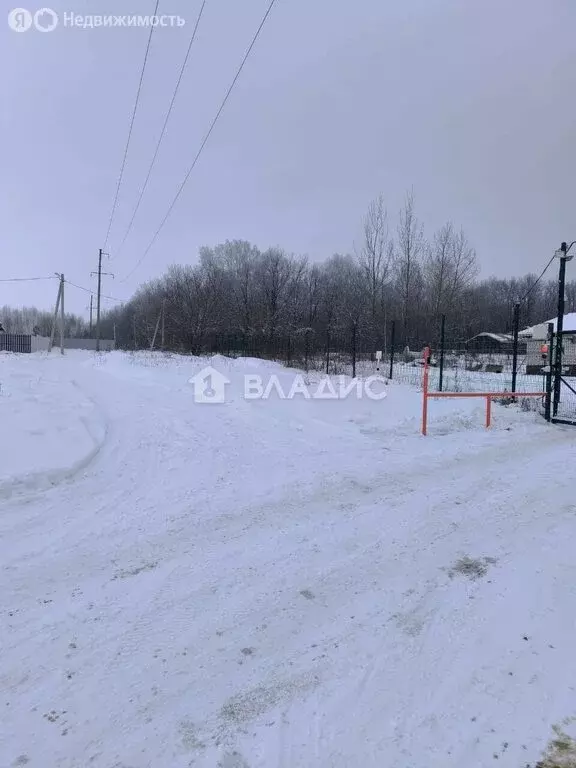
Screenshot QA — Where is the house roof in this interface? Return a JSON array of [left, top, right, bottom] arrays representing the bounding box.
[[466, 332, 513, 344], [520, 313, 576, 338]]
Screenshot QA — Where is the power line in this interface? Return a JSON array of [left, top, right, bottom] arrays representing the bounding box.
[[119, 0, 279, 283], [103, 0, 160, 251], [0, 276, 58, 282], [113, 0, 208, 260], [0, 277, 124, 305], [65, 279, 126, 304], [520, 254, 556, 303]]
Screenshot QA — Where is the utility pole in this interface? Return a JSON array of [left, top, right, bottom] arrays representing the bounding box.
[[95, 249, 102, 352], [150, 312, 161, 350], [161, 298, 166, 350], [511, 301, 520, 393], [89, 294, 93, 337], [91, 249, 113, 352], [60, 274, 65, 355], [553, 241, 575, 416], [48, 274, 63, 353]]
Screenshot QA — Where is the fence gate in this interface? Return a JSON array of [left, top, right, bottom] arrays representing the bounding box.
[[551, 369, 576, 426], [549, 331, 576, 426]]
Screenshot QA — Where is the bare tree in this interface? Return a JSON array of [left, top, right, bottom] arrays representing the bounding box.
[[426, 222, 454, 319], [216, 240, 259, 333], [425, 223, 478, 330], [449, 228, 478, 304], [255, 248, 299, 346], [0, 304, 87, 337], [357, 194, 393, 326], [395, 191, 424, 345]]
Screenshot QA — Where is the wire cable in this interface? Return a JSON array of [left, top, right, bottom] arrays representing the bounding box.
[[520, 254, 556, 303], [113, 0, 208, 260], [119, 0, 279, 283], [65, 279, 126, 304], [103, 0, 160, 250], [0, 275, 58, 282]]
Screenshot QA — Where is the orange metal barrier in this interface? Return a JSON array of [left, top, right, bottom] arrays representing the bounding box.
[[421, 347, 544, 435]]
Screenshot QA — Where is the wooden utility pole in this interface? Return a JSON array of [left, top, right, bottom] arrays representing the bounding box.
[[89, 294, 93, 337], [48, 275, 62, 353], [60, 273, 65, 355], [91, 249, 113, 352], [150, 312, 161, 350], [95, 249, 102, 352], [161, 298, 166, 350]]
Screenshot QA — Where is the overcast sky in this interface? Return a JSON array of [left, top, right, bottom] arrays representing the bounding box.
[[1, 0, 576, 316]]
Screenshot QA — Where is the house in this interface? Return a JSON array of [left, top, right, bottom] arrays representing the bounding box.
[[465, 332, 519, 355], [522, 313, 576, 375], [520, 312, 576, 339]]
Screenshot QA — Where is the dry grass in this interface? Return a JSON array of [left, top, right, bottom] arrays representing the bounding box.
[[536, 724, 576, 768], [448, 555, 497, 581]]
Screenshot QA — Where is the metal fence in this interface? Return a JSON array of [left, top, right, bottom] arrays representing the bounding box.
[[193, 323, 543, 393], [0, 335, 115, 354], [388, 316, 547, 418], [157, 315, 576, 426], [546, 326, 576, 426], [193, 327, 387, 378], [0, 334, 32, 353], [392, 343, 545, 395]]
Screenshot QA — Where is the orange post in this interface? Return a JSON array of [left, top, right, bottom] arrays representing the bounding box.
[[421, 390, 543, 434], [422, 346, 430, 435]]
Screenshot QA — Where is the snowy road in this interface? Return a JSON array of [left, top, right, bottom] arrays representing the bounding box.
[[1, 352, 576, 768]]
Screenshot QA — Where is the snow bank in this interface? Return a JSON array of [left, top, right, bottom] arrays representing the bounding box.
[[0, 353, 105, 497]]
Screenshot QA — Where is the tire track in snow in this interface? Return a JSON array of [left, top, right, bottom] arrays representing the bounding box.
[[0, 379, 108, 503]]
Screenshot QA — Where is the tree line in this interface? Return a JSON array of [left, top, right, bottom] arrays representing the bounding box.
[[1, 193, 571, 355], [99, 193, 567, 355], [0, 304, 89, 338]]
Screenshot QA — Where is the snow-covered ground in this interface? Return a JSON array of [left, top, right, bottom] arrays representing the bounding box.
[[1, 350, 576, 768]]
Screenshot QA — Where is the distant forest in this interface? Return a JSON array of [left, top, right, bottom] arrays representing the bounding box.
[[1, 194, 572, 354]]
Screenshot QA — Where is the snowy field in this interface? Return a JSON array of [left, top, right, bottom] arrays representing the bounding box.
[[1, 350, 576, 768]]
